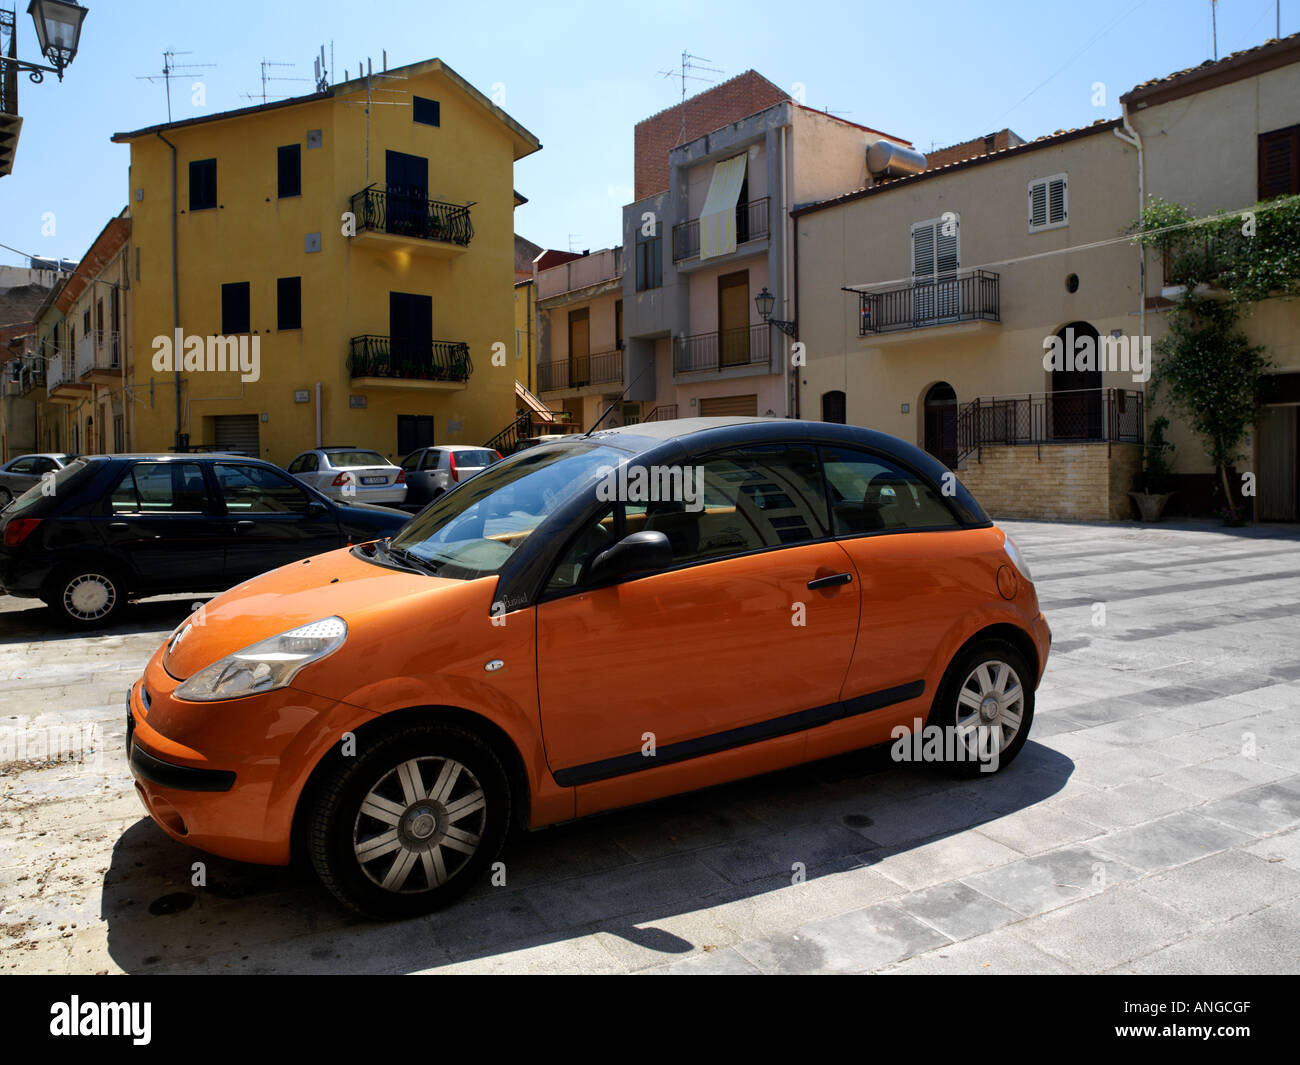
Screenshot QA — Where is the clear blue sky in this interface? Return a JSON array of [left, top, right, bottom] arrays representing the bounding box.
[[1, 0, 1294, 266]]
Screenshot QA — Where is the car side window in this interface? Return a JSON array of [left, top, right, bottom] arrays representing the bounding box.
[[426, 452, 445, 471], [820, 446, 957, 534], [287, 455, 307, 474], [215, 463, 314, 514], [111, 462, 211, 513], [30, 457, 57, 475], [400, 452, 423, 472], [7, 457, 35, 474]]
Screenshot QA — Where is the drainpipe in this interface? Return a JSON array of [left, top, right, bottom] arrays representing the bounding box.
[[156, 131, 182, 450], [1113, 108, 1145, 356], [315, 381, 323, 447], [779, 122, 790, 418]]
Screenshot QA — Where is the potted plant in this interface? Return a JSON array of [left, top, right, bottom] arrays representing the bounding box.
[[1130, 415, 1177, 521]]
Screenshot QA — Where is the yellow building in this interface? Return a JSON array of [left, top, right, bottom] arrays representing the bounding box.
[[111, 58, 541, 465]]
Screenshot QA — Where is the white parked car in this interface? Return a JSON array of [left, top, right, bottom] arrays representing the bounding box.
[[398, 445, 502, 506], [285, 447, 407, 505]]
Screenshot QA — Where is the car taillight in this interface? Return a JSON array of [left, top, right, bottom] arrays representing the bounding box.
[[3, 517, 42, 548], [449, 452, 459, 483], [395, 470, 406, 484], [331, 473, 352, 486]]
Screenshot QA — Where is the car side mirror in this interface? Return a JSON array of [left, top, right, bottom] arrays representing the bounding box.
[[586, 530, 672, 586]]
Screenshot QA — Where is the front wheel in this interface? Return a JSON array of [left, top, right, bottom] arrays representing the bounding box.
[[308, 722, 511, 919], [927, 639, 1034, 775]]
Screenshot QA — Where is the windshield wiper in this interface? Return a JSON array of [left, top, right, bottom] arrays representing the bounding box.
[[385, 540, 443, 577]]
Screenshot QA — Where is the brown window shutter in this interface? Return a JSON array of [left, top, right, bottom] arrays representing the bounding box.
[[1258, 125, 1300, 200]]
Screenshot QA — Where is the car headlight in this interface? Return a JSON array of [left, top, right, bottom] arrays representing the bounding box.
[[1003, 534, 1034, 582], [174, 617, 348, 702]]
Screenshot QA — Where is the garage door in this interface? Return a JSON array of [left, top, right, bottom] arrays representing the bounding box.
[[213, 414, 260, 457], [698, 394, 758, 417]]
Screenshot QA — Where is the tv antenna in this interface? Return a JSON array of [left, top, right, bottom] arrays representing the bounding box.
[[341, 55, 409, 184], [567, 234, 585, 254], [241, 59, 310, 105], [657, 51, 724, 144], [136, 50, 216, 122]]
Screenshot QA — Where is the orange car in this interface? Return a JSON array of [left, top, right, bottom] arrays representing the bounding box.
[[128, 417, 1050, 918]]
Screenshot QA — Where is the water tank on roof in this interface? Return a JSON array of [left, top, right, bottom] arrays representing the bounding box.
[[866, 140, 927, 180]]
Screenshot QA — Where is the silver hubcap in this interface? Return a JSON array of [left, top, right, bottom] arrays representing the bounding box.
[[955, 660, 1025, 754], [64, 574, 115, 620], [353, 756, 486, 894]]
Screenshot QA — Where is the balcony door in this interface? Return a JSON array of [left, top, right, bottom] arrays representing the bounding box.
[[385, 150, 428, 237], [718, 270, 750, 367], [390, 292, 432, 376], [1050, 321, 1103, 440], [911, 216, 960, 325], [568, 307, 590, 387]]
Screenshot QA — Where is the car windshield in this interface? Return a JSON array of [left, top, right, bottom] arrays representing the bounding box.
[[386, 442, 626, 579], [328, 450, 389, 468]]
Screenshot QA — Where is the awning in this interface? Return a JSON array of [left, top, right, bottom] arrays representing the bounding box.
[[698, 154, 747, 261]]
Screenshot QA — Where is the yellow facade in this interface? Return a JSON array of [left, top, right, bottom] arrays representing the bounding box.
[[113, 59, 540, 466]]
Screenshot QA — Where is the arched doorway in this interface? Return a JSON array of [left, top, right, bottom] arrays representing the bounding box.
[[1050, 321, 1103, 439], [923, 382, 958, 468], [821, 390, 846, 424]]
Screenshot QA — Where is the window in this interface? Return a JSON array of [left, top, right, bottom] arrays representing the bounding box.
[[911, 215, 960, 320], [277, 276, 302, 330], [820, 447, 957, 534], [413, 96, 441, 127], [111, 462, 211, 512], [1258, 125, 1300, 200], [1028, 174, 1068, 232], [400, 450, 426, 472], [397, 414, 434, 455], [326, 450, 389, 468], [189, 158, 217, 211], [215, 463, 313, 514], [287, 453, 319, 474], [221, 282, 251, 334], [83, 308, 90, 335], [277, 144, 302, 198], [636, 223, 663, 291], [6, 457, 36, 474]]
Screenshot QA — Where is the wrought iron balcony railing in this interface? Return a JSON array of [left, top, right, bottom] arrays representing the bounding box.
[[956, 387, 1144, 464], [348, 335, 473, 383], [672, 197, 770, 261], [674, 323, 770, 374], [537, 350, 623, 392], [858, 269, 1000, 335], [349, 185, 474, 247]]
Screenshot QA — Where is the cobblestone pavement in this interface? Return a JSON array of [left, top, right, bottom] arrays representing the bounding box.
[[2, 519, 1298, 974]]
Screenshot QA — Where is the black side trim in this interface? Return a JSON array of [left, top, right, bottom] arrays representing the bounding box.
[[129, 741, 236, 793], [551, 679, 926, 787]]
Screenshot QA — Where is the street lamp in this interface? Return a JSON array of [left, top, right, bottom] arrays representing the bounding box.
[[2, 0, 87, 83], [754, 286, 796, 338]]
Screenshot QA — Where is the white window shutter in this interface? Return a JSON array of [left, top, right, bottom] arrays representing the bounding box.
[[936, 219, 959, 278], [1048, 177, 1067, 224], [1029, 181, 1048, 228], [912, 222, 936, 281]]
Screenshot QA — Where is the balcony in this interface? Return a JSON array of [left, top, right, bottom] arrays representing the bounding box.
[[348, 185, 473, 257], [957, 388, 1144, 464], [672, 198, 770, 262], [348, 335, 473, 391], [77, 331, 122, 384], [536, 248, 623, 301], [537, 350, 623, 393], [47, 352, 90, 401], [858, 270, 1000, 336], [674, 324, 770, 375]]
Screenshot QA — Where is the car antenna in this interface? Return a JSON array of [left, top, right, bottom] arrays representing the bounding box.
[[585, 364, 652, 437]]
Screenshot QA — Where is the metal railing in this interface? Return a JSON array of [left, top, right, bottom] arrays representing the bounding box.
[[674, 323, 770, 373], [47, 353, 68, 392], [956, 387, 1144, 463], [536, 248, 623, 300], [672, 197, 770, 261], [349, 185, 474, 246], [537, 349, 623, 392], [483, 410, 579, 453], [644, 404, 678, 422], [858, 269, 1000, 335], [76, 330, 121, 378], [347, 335, 473, 383]]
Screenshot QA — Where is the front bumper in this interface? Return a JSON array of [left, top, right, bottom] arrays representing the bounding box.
[[126, 653, 377, 865]]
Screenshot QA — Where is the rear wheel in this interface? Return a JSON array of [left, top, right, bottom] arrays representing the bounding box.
[[308, 722, 511, 919], [47, 564, 127, 628], [928, 638, 1034, 775]]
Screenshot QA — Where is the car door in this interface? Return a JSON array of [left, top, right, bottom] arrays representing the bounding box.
[[535, 442, 862, 815], [97, 460, 228, 590], [806, 444, 973, 758], [213, 461, 343, 580]]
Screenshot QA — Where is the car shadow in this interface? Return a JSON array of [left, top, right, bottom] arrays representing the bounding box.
[[101, 740, 1073, 973], [0, 595, 211, 646]]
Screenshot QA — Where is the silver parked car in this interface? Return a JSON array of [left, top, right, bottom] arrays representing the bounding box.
[[285, 447, 407, 505], [398, 445, 502, 506], [0, 453, 75, 509]]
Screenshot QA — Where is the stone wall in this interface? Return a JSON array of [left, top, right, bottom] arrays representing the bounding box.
[[957, 443, 1142, 521]]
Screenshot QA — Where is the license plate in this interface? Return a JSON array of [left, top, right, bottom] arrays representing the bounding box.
[[361, 476, 386, 485]]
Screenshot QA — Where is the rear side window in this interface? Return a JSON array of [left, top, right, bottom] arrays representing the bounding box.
[[216, 464, 314, 514], [111, 463, 211, 513], [6, 457, 36, 474], [820, 446, 957, 533]]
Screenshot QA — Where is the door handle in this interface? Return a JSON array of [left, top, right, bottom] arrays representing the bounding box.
[[807, 572, 853, 590], [108, 522, 128, 530], [232, 520, 256, 532]]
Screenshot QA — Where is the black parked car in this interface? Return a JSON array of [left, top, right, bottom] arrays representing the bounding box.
[[0, 453, 410, 627]]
